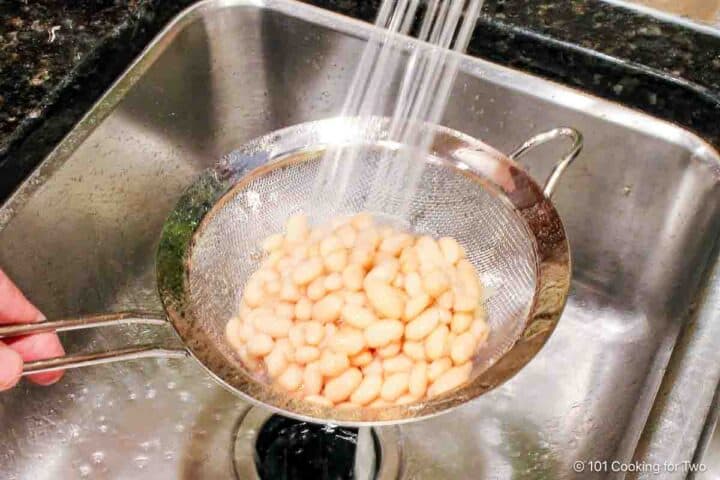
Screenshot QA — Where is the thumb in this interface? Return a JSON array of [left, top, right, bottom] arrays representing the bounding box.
[[0, 341, 23, 391]]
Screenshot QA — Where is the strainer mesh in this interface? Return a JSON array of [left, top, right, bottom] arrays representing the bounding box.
[[187, 145, 537, 381]]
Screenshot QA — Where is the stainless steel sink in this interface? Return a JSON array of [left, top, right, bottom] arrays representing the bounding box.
[[1, 0, 719, 478]]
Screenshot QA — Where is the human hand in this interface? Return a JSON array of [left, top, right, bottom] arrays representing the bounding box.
[[0, 268, 64, 390]]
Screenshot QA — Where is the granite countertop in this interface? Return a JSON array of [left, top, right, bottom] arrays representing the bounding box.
[[1, 0, 719, 201]]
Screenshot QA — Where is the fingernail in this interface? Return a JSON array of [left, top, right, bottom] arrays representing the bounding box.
[[34, 312, 47, 323], [0, 347, 23, 390]]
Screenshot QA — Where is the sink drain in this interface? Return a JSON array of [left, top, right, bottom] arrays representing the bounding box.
[[233, 407, 401, 480]]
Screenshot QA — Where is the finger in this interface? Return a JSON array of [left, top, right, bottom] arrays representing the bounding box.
[[0, 268, 44, 324], [6, 333, 65, 385], [0, 341, 23, 391]]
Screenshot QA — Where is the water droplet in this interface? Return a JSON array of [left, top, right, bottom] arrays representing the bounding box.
[[145, 388, 157, 399], [91, 451, 105, 464], [134, 455, 149, 469], [98, 424, 109, 433], [128, 392, 137, 400], [163, 450, 175, 461], [174, 424, 185, 433], [179, 391, 191, 402], [79, 464, 92, 477]]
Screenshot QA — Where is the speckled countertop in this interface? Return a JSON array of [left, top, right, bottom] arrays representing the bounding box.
[[1, 0, 719, 200]]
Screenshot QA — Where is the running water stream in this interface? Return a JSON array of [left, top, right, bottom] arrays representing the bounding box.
[[311, 0, 484, 219]]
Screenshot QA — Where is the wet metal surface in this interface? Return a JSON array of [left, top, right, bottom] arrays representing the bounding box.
[[0, 0, 719, 478]]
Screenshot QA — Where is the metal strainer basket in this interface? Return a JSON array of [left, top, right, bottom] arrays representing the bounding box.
[[0, 117, 581, 425]]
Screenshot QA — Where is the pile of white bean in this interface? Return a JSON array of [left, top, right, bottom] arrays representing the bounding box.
[[225, 213, 489, 408]]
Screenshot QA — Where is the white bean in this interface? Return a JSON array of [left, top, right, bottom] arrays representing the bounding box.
[[285, 214, 308, 243], [381, 372, 409, 401], [319, 350, 350, 377], [225, 317, 244, 351], [344, 291, 367, 306], [367, 258, 399, 283], [362, 358, 383, 376], [295, 297, 312, 321], [303, 362, 323, 395], [399, 247, 419, 274], [415, 236, 446, 268], [383, 354, 414, 373], [312, 293, 343, 323], [437, 290, 454, 310], [253, 311, 292, 338], [324, 368, 363, 403], [341, 304, 377, 329], [336, 224, 357, 248], [265, 347, 288, 378], [350, 350, 373, 367], [292, 258, 324, 286], [307, 277, 326, 301], [277, 364, 303, 391], [356, 227, 380, 250], [470, 318, 490, 343], [425, 325, 450, 360], [275, 302, 295, 320], [404, 272, 423, 297], [409, 361, 428, 398], [303, 321, 324, 345], [350, 374, 382, 405], [263, 251, 283, 269], [450, 332, 476, 365], [342, 263, 365, 291], [330, 328, 366, 356], [453, 259, 482, 311], [365, 319, 404, 348], [438, 237, 463, 265], [402, 341, 426, 361], [365, 280, 405, 319], [379, 233, 413, 256], [427, 358, 452, 382], [248, 333, 274, 357], [323, 272, 343, 291], [280, 280, 301, 302], [324, 250, 348, 273], [428, 363, 472, 397], [349, 248, 374, 269], [244, 280, 265, 308], [376, 341, 401, 358], [451, 312, 473, 334], [295, 346, 321, 364], [320, 235, 343, 257], [404, 293, 431, 321], [422, 268, 450, 298], [405, 307, 440, 341]]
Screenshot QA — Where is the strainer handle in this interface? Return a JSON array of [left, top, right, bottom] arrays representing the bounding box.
[[0, 311, 188, 375], [509, 127, 583, 198]]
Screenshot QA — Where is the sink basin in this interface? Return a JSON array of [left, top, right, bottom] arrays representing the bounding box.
[[1, 0, 719, 478]]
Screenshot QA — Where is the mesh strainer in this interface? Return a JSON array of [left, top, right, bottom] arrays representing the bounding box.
[[0, 117, 581, 425]]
